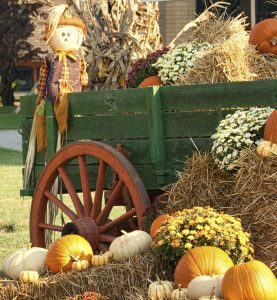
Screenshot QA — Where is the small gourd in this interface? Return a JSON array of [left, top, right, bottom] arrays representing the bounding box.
[[187, 275, 224, 299], [91, 252, 112, 267], [171, 284, 187, 300], [109, 230, 152, 261], [72, 259, 89, 272], [148, 275, 175, 300], [256, 140, 277, 157], [19, 270, 39, 284]]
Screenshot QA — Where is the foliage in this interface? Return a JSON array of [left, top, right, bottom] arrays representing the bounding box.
[[211, 107, 273, 170], [153, 207, 254, 265], [126, 48, 169, 88], [0, 1, 43, 105], [153, 41, 212, 85]]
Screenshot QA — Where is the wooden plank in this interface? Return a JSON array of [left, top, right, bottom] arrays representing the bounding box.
[[165, 138, 212, 163], [160, 79, 277, 111], [20, 95, 37, 118], [147, 87, 167, 185], [21, 120, 152, 165], [163, 110, 235, 138], [67, 114, 149, 140], [68, 88, 148, 115]]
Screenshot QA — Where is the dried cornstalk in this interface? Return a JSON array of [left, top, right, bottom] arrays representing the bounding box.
[[68, 0, 163, 90]]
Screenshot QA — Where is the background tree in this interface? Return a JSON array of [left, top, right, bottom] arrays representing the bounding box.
[[0, 0, 43, 106]]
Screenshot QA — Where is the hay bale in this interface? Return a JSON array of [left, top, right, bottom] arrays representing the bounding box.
[[176, 6, 277, 85], [231, 149, 277, 274], [180, 35, 277, 85], [165, 149, 277, 275], [0, 251, 172, 300], [165, 152, 233, 213]]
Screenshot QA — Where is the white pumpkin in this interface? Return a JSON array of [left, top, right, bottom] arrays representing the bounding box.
[[148, 276, 175, 300], [171, 284, 187, 300], [186, 275, 223, 299], [2, 244, 48, 280], [109, 230, 152, 261], [91, 252, 112, 267]]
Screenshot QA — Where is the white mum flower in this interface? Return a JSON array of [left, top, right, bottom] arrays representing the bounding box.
[[211, 107, 273, 171]]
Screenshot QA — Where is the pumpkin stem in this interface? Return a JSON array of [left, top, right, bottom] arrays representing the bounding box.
[[120, 230, 128, 237], [155, 274, 161, 284], [270, 36, 277, 46], [69, 254, 80, 262], [209, 287, 216, 299]]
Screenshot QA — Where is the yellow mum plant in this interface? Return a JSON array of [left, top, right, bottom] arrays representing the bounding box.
[[153, 207, 254, 265]]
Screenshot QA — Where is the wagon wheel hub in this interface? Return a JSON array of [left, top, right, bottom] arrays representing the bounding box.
[[62, 217, 100, 250]]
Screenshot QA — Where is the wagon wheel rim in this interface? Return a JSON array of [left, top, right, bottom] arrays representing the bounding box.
[[30, 141, 150, 252]]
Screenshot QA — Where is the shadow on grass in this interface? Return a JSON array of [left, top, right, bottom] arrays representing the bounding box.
[[0, 270, 6, 279], [0, 149, 22, 166]]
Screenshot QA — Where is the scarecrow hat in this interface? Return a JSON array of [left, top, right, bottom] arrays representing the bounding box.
[[44, 4, 87, 43]]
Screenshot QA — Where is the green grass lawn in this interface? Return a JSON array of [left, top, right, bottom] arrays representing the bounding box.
[[0, 105, 21, 129], [0, 148, 30, 277]]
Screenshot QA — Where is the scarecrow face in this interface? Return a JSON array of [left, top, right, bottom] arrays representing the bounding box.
[[49, 25, 84, 51]]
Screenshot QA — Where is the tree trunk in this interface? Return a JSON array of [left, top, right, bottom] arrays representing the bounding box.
[[0, 66, 16, 106]]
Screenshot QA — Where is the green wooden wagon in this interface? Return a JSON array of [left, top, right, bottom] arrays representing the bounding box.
[[20, 79, 277, 252]]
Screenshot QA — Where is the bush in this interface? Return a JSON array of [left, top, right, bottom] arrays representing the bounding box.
[[153, 207, 254, 265], [153, 41, 212, 85], [211, 107, 273, 170], [126, 47, 169, 88]]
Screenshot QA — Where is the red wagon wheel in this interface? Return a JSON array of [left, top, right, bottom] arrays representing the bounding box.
[[30, 141, 150, 252]]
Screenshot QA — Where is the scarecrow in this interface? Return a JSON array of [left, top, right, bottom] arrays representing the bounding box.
[[24, 4, 88, 186], [36, 4, 88, 151]]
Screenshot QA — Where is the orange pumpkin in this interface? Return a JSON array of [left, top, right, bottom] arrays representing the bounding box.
[[222, 260, 277, 300], [263, 110, 277, 144], [46, 234, 93, 273], [139, 75, 162, 88], [174, 246, 234, 288], [150, 214, 170, 238], [249, 19, 277, 55]]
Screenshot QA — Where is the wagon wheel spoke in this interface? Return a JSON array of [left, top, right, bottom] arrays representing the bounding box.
[[99, 208, 136, 233], [78, 155, 93, 217], [38, 223, 63, 232], [96, 179, 125, 225], [44, 190, 78, 221], [91, 160, 106, 219], [99, 234, 116, 243], [58, 166, 84, 217]]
